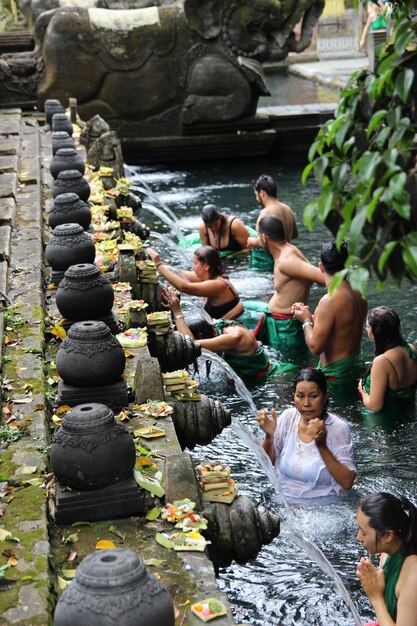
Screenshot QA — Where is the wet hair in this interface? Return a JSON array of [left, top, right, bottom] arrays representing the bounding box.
[[201, 204, 223, 225], [367, 306, 403, 356], [194, 245, 223, 278], [258, 215, 285, 242], [358, 492, 417, 556], [320, 241, 348, 274], [252, 174, 277, 197], [294, 368, 328, 395], [187, 317, 218, 340]]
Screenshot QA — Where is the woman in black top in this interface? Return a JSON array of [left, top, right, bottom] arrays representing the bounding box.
[[198, 205, 249, 255], [147, 245, 244, 320]]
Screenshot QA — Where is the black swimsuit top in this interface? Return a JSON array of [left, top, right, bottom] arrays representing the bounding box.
[[205, 217, 243, 253], [203, 277, 241, 319]]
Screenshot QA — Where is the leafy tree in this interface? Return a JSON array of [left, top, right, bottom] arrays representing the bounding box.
[[302, 0, 417, 295]]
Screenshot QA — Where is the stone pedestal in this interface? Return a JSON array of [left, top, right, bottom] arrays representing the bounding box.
[[57, 379, 129, 411], [54, 477, 148, 524]]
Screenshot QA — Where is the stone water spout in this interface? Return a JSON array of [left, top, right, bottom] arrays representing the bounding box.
[[147, 329, 201, 372], [170, 395, 231, 450]]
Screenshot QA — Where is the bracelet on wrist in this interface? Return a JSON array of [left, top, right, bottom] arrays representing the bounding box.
[[155, 261, 163, 268], [302, 320, 313, 329], [175, 314, 184, 320]]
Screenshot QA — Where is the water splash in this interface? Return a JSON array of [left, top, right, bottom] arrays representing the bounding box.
[[131, 179, 180, 225], [199, 349, 257, 415], [141, 202, 186, 244], [180, 299, 215, 325], [280, 526, 363, 626], [150, 231, 191, 262]]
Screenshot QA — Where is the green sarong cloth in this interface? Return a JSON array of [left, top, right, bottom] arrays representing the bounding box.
[[223, 347, 298, 380], [370, 15, 387, 30], [248, 247, 274, 272], [253, 310, 307, 362], [177, 227, 257, 258], [317, 350, 364, 395], [383, 549, 406, 621]]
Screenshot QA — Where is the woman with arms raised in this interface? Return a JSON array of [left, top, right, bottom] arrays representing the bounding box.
[[147, 245, 244, 320], [257, 368, 356, 500], [358, 306, 417, 413], [356, 492, 417, 626]]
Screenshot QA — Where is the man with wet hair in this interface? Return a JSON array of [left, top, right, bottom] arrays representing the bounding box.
[[246, 215, 324, 360], [247, 173, 298, 272], [292, 241, 368, 394]]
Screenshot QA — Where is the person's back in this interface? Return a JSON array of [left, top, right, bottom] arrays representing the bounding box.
[[315, 280, 366, 365], [269, 241, 316, 314], [256, 198, 298, 244]]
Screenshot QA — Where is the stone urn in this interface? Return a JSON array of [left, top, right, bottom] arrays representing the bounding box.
[[45, 224, 95, 283], [147, 330, 201, 372], [203, 495, 280, 570], [48, 193, 91, 230], [52, 169, 91, 202], [56, 321, 125, 387], [50, 148, 85, 179], [56, 264, 114, 323], [44, 98, 64, 127], [54, 549, 175, 626], [171, 395, 231, 450], [50, 403, 135, 490], [52, 112, 74, 136], [51, 131, 75, 156]]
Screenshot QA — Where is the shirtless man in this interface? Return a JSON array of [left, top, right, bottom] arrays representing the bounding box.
[[292, 241, 368, 393], [250, 215, 324, 359], [247, 174, 298, 272]]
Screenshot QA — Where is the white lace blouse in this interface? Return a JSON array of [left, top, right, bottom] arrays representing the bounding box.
[[273, 407, 356, 499]]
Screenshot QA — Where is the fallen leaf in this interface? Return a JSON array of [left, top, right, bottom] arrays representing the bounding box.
[[144, 558, 164, 567], [33, 404, 45, 411], [108, 526, 126, 542], [71, 521, 91, 527], [62, 532, 79, 544], [58, 576, 70, 590], [49, 320, 67, 340], [115, 410, 130, 422], [95, 539, 116, 550], [23, 478, 42, 487], [61, 569, 76, 579], [56, 405, 72, 415], [13, 398, 33, 404], [52, 415, 62, 427], [7, 555, 17, 567], [64, 549, 77, 562], [47, 283, 58, 290], [145, 507, 160, 521]]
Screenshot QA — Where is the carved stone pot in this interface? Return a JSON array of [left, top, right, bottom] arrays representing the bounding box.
[[50, 148, 85, 179], [52, 112, 73, 136], [171, 395, 231, 450], [53, 169, 91, 202], [203, 495, 280, 570], [54, 549, 175, 626], [44, 98, 64, 127], [56, 264, 114, 322], [52, 131, 75, 156], [56, 321, 125, 387], [147, 330, 201, 372], [48, 193, 92, 230], [50, 403, 135, 490], [115, 191, 142, 212], [45, 225, 95, 282]]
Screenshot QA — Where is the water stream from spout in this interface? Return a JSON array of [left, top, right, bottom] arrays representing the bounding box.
[[199, 348, 363, 625], [140, 202, 186, 244], [131, 181, 181, 224], [150, 231, 191, 262]]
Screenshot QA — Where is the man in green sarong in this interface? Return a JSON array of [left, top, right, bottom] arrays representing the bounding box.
[[247, 174, 299, 272], [249, 215, 325, 362], [292, 241, 368, 395]]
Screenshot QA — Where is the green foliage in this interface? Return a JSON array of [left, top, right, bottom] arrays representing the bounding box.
[[0, 427, 24, 446], [303, 4, 417, 292], [0, 0, 26, 33]]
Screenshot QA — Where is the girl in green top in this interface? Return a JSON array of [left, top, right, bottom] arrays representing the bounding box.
[[358, 307, 417, 413], [356, 492, 417, 626]]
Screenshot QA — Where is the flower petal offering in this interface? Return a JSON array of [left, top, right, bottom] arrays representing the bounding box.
[[137, 400, 174, 418], [191, 598, 228, 622], [116, 327, 148, 348]]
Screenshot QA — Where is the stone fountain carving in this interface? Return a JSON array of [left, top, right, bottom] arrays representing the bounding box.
[[147, 329, 201, 372], [1, 0, 325, 137], [170, 395, 231, 450]]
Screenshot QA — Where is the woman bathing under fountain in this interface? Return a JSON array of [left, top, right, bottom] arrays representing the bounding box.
[[356, 492, 417, 626], [147, 245, 244, 320], [256, 368, 356, 499], [198, 204, 250, 257]]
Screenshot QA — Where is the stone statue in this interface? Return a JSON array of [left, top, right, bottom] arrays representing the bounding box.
[[2, 0, 325, 136]]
